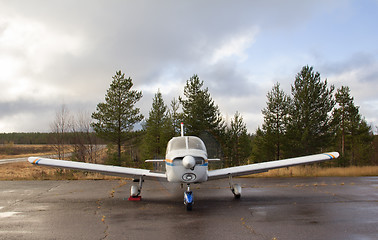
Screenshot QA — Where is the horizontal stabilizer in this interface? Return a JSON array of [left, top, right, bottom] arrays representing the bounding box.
[[145, 159, 166, 162]]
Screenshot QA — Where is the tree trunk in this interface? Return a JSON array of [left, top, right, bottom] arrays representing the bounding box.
[[117, 137, 121, 164]]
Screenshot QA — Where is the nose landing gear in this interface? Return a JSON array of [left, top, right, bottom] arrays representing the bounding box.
[[184, 184, 193, 211]]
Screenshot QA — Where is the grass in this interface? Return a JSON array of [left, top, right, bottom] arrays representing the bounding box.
[[245, 165, 378, 178], [0, 143, 116, 181], [0, 144, 377, 180], [1, 162, 377, 181], [0, 161, 121, 181], [0, 144, 71, 159]]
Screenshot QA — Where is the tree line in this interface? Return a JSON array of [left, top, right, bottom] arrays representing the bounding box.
[[88, 72, 252, 168], [0, 132, 104, 145], [89, 67, 376, 167], [252, 66, 375, 166], [1, 67, 376, 167]]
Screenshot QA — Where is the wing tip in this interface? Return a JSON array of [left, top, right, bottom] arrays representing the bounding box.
[[28, 157, 41, 164], [324, 152, 340, 159]]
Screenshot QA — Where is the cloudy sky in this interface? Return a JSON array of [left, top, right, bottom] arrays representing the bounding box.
[[1, 0, 377, 133]]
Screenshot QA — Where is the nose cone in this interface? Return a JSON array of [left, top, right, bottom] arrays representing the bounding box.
[[183, 155, 196, 169]]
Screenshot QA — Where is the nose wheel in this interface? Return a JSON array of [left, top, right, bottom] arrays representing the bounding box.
[[184, 184, 193, 211]]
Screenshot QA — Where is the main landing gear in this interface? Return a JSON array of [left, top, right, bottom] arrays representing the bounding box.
[[128, 177, 143, 201], [184, 184, 193, 211], [229, 175, 242, 199]]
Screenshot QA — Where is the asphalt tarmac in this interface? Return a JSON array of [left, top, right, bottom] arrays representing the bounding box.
[[0, 177, 377, 240]]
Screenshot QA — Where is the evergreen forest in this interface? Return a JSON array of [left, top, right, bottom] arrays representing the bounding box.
[[1, 66, 376, 168]]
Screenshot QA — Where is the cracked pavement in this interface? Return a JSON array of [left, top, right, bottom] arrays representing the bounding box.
[[0, 177, 377, 240]]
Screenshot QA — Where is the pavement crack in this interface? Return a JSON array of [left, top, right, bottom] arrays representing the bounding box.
[[5, 182, 62, 209], [96, 199, 109, 239], [97, 180, 128, 239], [95, 199, 109, 239], [96, 180, 128, 240], [240, 217, 268, 239], [109, 179, 128, 198]]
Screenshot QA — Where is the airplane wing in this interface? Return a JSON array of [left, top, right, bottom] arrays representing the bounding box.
[[28, 157, 167, 181], [207, 152, 339, 180]]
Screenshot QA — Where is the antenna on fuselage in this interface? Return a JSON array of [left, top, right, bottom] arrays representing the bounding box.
[[181, 122, 184, 137]]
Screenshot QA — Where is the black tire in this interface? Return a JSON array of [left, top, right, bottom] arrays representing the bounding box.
[[186, 203, 193, 211]]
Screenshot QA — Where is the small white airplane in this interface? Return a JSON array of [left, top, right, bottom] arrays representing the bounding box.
[[28, 123, 339, 210]]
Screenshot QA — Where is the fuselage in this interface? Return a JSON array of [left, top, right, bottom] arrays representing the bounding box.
[[165, 136, 208, 183]]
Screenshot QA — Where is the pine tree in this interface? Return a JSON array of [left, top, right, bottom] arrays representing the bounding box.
[[179, 74, 225, 160], [251, 127, 270, 162], [354, 119, 374, 165], [225, 112, 252, 166], [169, 97, 183, 136], [261, 83, 291, 160], [332, 86, 355, 158], [91, 70, 143, 165], [142, 90, 173, 160], [332, 86, 373, 166], [287, 65, 335, 156], [179, 74, 224, 136]]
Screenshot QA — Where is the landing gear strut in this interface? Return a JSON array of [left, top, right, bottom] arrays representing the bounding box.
[[129, 176, 143, 201], [184, 184, 193, 211], [229, 175, 241, 199]]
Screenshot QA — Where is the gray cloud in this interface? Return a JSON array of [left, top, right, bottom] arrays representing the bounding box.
[[0, 0, 377, 132], [0, 100, 45, 119], [203, 61, 261, 97], [320, 52, 376, 76]]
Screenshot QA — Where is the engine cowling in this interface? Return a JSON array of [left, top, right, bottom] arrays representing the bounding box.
[[182, 155, 196, 169]]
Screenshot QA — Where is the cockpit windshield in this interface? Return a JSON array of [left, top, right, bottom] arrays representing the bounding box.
[[169, 137, 186, 151], [187, 137, 206, 151], [167, 136, 206, 152]]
